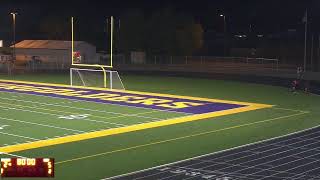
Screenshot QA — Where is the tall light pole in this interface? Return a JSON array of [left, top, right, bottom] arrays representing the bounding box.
[[220, 14, 226, 56], [303, 9, 308, 72], [10, 12, 17, 62]]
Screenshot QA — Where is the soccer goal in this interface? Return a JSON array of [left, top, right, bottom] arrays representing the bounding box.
[[70, 67, 125, 90]]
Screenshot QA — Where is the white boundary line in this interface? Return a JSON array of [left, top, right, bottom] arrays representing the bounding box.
[[272, 106, 309, 113], [0, 152, 28, 158], [104, 124, 320, 180]]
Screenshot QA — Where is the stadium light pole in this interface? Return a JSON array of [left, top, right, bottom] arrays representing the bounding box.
[[10, 12, 17, 62], [220, 14, 226, 56]]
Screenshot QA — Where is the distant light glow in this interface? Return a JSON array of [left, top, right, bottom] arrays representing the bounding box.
[[235, 35, 247, 38]]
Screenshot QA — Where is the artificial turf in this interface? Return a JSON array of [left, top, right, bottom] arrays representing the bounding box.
[[0, 73, 319, 179]]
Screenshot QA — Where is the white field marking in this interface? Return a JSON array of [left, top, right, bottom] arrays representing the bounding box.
[[0, 91, 193, 115], [0, 100, 163, 126], [0, 125, 9, 130], [2, 95, 167, 121], [272, 106, 310, 113], [104, 113, 315, 180], [0, 116, 86, 133], [0, 104, 124, 127], [1, 105, 62, 116], [0, 152, 28, 158], [0, 132, 40, 141], [58, 114, 90, 120], [0, 93, 190, 126], [0, 95, 179, 120]]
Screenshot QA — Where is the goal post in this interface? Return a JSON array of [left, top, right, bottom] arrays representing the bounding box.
[[70, 16, 125, 90], [70, 67, 125, 90], [71, 16, 114, 68]]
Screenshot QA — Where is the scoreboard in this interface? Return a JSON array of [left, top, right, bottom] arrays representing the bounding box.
[[1, 158, 54, 178]]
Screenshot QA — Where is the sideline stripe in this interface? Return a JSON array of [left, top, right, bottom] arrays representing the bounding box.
[[0, 104, 269, 153], [56, 111, 308, 165]]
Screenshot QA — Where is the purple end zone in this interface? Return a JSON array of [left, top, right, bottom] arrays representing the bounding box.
[[0, 81, 247, 114]]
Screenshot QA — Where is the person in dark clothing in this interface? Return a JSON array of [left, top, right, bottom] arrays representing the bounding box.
[[303, 80, 310, 94], [290, 79, 299, 93]]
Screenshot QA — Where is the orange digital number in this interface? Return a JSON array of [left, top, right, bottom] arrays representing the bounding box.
[[43, 159, 53, 175]]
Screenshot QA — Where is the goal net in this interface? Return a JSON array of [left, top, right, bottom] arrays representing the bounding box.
[[70, 68, 125, 90]]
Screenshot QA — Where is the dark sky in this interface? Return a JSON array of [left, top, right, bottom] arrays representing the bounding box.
[[0, 0, 318, 42]]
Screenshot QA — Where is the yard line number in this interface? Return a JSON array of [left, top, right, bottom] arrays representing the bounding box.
[[58, 114, 90, 120]]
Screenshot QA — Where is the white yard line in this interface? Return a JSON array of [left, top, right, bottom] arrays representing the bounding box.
[[0, 132, 40, 140], [0, 116, 86, 133], [0, 152, 28, 158], [0, 105, 124, 127]]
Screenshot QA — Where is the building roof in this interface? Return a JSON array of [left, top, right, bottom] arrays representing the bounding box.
[[11, 40, 89, 49]]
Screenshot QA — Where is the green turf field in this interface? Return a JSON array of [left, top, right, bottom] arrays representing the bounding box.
[[0, 73, 319, 179]]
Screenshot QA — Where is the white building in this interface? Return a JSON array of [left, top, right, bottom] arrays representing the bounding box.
[[12, 40, 97, 69]]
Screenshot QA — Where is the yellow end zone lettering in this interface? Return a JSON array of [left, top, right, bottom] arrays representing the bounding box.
[[157, 102, 205, 109], [128, 98, 173, 105]]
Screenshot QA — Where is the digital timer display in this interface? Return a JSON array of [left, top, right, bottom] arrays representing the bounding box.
[[0, 158, 54, 178]]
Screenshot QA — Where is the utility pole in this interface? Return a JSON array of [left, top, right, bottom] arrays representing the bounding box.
[[220, 14, 226, 56], [311, 34, 314, 71], [318, 34, 320, 71], [10, 12, 17, 62], [303, 9, 308, 72]]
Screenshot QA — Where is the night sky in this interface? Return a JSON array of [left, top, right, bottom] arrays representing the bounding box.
[[0, 0, 318, 42]]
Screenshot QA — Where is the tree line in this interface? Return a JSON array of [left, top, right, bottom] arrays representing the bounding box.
[[38, 8, 204, 56], [117, 8, 203, 56]]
